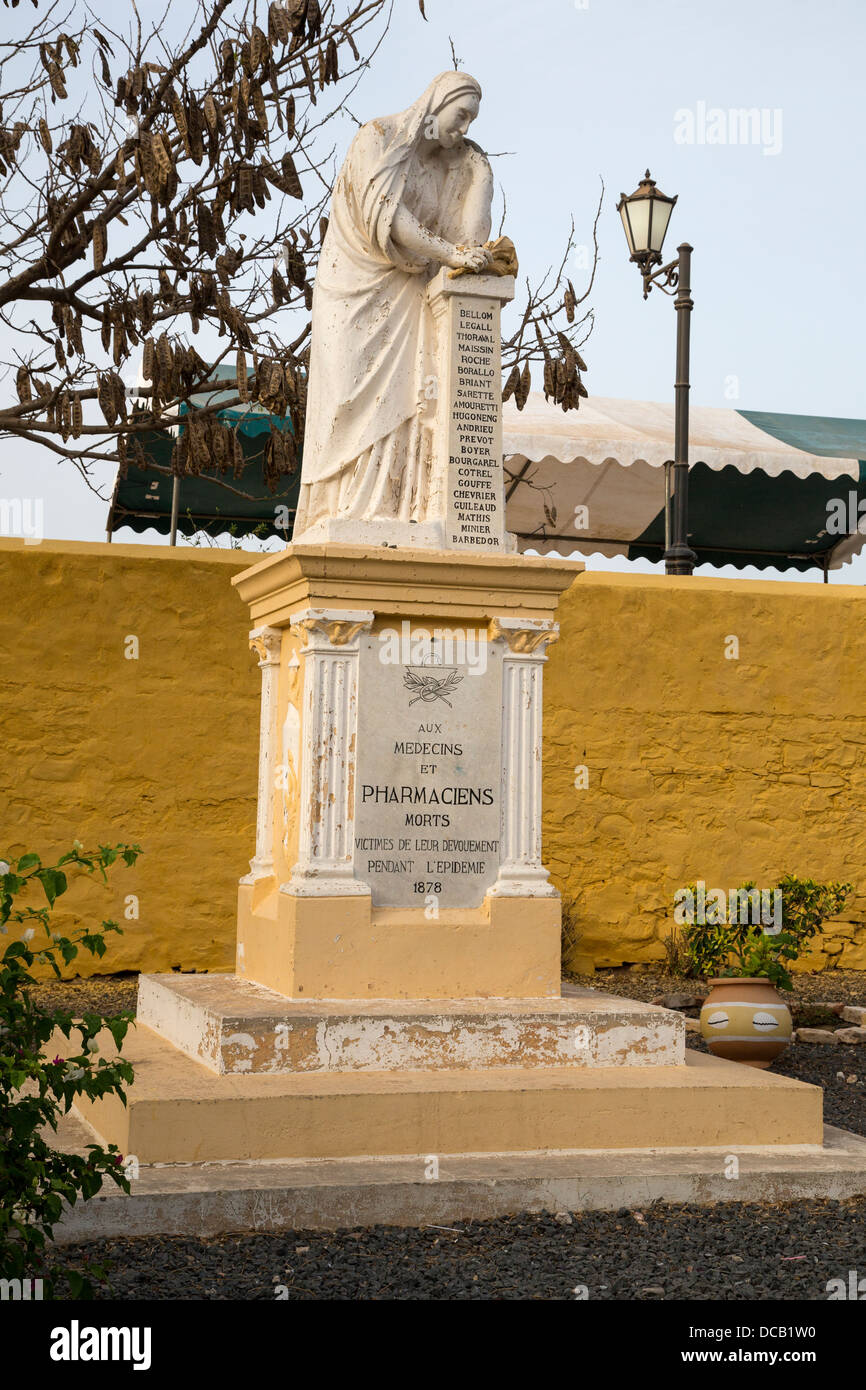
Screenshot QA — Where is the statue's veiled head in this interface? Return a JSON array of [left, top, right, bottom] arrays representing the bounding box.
[[434, 89, 480, 149], [424, 71, 482, 151]]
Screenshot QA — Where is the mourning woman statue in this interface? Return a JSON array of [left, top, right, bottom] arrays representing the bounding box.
[[292, 71, 494, 538]]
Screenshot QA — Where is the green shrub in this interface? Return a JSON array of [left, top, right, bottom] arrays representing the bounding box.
[[677, 874, 852, 992], [0, 842, 140, 1296]]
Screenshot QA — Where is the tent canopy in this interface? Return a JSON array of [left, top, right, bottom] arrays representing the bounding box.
[[108, 387, 866, 572], [106, 364, 299, 541], [503, 395, 866, 571]]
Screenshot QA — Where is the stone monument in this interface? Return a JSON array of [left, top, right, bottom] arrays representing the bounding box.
[[70, 74, 821, 1171]]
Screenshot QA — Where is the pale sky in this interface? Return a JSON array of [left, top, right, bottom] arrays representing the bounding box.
[[1, 0, 864, 580]]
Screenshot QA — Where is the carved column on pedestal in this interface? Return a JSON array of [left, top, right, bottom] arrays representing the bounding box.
[[283, 607, 374, 897], [489, 616, 560, 897], [240, 625, 282, 884]]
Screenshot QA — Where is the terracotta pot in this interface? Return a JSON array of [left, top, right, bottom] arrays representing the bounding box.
[[699, 977, 792, 1069]]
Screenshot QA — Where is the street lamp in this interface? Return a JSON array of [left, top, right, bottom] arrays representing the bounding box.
[[617, 171, 697, 576]]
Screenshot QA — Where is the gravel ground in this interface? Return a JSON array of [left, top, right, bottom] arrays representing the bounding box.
[[41, 969, 866, 1301], [576, 965, 866, 1010], [56, 1199, 865, 1301], [31, 972, 139, 1017]]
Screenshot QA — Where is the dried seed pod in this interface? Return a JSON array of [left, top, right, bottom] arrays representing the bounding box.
[[269, 1, 290, 44], [251, 83, 267, 132], [285, 93, 295, 137], [250, 25, 269, 71], [92, 217, 107, 271], [191, 418, 210, 469], [15, 365, 32, 403], [280, 151, 302, 198], [140, 290, 154, 335], [271, 264, 289, 305], [220, 40, 236, 82], [142, 337, 155, 380], [138, 132, 157, 193], [301, 54, 316, 103], [236, 349, 248, 402], [49, 65, 68, 100], [153, 130, 172, 182], [71, 393, 83, 438], [112, 371, 127, 422], [212, 420, 229, 471], [197, 201, 216, 259], [325, 36, 338, 82], [515, 363, 531, 410], [502, 363, 520, 402], [203, 93, 219, 134], [97, 372, 116, 425], [38, 118, 52, 153], [564, 282, 576, 323], [69, 312, 83, 357], [319, 215, 328, 244], [112, 319, 127, 367], [170, 91, 191, 157]]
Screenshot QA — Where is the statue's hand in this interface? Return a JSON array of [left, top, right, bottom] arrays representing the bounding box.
[[445, 244, 492, 273]]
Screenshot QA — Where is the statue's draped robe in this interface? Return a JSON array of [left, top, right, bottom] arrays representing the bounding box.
[[293, 73, 493, 534]]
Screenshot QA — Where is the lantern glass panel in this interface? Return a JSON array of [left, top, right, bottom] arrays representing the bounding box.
[[626, 197, 651, 254], [649, 198, 674, 253]]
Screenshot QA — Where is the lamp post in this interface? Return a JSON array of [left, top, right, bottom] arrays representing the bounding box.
[[617, 171, 697, 576]]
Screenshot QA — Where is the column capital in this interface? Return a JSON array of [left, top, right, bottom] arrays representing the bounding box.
[[248, 625, 282, 667], [490, 616, 559, 656], [289, 607, 374, 651]]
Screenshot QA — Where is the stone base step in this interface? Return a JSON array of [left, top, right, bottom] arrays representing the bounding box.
[[51, 1111, 866, 1244], [137, 973, 684, 1075], [64, 1022, 822, 1164]]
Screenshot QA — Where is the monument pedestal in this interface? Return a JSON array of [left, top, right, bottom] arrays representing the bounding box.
[[66, 540, 824, 1166], [231, 542, 574, 1000]]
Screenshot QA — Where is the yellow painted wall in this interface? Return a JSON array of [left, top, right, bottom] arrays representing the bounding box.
[[1, 542, 863, 974], [544, 571, 866, 971], [0, 539, 257, 974]]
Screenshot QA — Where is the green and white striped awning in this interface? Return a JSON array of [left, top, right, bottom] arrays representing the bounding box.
[[503, 395, 866, 572]]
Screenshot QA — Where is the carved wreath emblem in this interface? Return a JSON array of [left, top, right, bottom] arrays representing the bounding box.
[[403, 667, 464, 708]]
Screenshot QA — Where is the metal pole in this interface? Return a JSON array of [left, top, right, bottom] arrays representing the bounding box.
[[169, 474, 180, 547], [664, 459, 671, 553], [664, 243, 698, 575]]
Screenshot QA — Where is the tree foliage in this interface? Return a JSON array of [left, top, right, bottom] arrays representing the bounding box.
[[0, 0, 596, 517]]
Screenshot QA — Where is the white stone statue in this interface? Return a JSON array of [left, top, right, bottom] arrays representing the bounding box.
[[292, 71, 494, 540]]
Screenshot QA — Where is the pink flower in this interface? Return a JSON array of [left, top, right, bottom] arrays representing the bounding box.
[[51, 1055, 63, 1065]]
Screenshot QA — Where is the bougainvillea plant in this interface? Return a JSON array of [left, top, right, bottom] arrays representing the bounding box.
[[0, 842, 140, 1296]]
